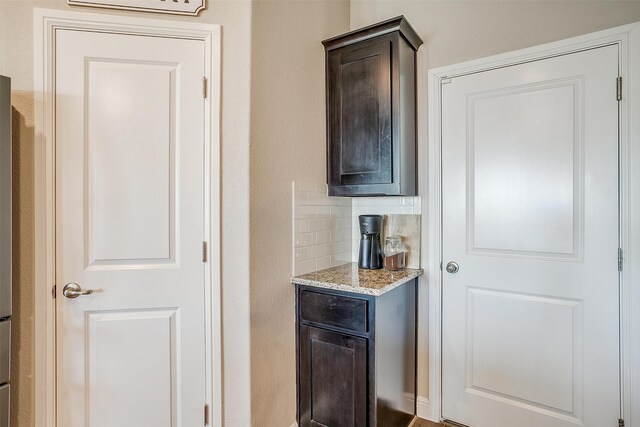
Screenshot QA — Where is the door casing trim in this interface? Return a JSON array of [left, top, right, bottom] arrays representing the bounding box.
[[33, 9, 222, 427], [425, 21, 640, 425]]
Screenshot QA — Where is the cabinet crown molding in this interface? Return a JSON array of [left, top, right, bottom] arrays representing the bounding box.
[[322, 15, 423, 52]]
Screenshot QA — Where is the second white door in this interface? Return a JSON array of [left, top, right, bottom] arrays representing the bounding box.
[[441, 45, 620, 426], [55, 29, 208, 427]]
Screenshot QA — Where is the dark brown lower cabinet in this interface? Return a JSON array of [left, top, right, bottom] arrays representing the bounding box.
[[296, 281, 417, 427], [299, 326, 367, 427]]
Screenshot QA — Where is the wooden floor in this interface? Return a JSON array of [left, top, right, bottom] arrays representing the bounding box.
[[411, 418, 444, 427]]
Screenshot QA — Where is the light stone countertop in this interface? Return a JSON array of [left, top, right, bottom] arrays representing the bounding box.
[[291, 262, 423, 296]]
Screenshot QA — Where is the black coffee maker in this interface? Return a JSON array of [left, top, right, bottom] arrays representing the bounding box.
[[358, 215, 383, 269]]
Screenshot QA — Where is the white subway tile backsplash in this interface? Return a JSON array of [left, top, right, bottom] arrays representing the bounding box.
[[292, 181, 353, 276], [331, 254, 351, 267], [295, 247, 312, 261], [296, 191, 309, 206], [307, 218, 325, 232], [324, 218, 337, 231], [335, 218, 351, 230], [331, 230, 350, 243], [311, 244, 331, 259], [298, 259, 317, 275], [350, 195, 422, 263], [401, 206, 414, 214], [331, 205, 350, 218], [336, 197, 351, 206], [352, 197, 380, 207], [335, 240, 351, 254], [316, 231, 330, 245], [316, 205, 332, 218], [308, 191, 329, 206], [386, 206, 403, 214], [379, 197, 402, 206], [316, 256, 332, 271], [296, 232, 316, 247], [298, 205, 316, 219], [293, 181, 422, 275]]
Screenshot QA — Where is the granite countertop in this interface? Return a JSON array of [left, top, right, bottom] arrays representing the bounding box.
[[291, 262, 423, 296]]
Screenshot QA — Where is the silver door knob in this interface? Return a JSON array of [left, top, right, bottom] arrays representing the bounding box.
[[63, 282, 94, 299], [445, 261, 459, 274]]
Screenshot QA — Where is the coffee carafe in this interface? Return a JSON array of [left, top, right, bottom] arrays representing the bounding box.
[[358, 215, 383, 269]]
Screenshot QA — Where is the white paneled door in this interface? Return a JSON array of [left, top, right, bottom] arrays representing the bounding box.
[[55, 29, 207, 427], [441, 45, 620, 426]]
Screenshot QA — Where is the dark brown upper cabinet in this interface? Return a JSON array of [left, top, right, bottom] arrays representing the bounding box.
[[323, 16, 423, 197]]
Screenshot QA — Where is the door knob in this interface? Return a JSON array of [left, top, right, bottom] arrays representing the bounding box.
[[63, 282, 94, 299], [445, 261, 459, 274]]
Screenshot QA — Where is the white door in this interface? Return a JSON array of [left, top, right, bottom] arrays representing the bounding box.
[[441, 45, 620, 426], [55, 29, 207, 427]]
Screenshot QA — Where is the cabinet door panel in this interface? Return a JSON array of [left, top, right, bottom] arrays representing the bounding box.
[[299, 325, 367, 427], [328, 37, 392, 187]]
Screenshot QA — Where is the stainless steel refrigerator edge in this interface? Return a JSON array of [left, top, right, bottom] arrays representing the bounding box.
[[0, 75, 11, 427]]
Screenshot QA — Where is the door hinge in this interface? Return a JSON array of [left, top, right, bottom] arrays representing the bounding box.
[[617, 77, 622, 101], [204, 404, 210, 426], [618, 248, 623, 272], [202, 241, 208, 263], [52, 284, 56, 299], [619, 418, 624, 427], [203, 77, 208, 99]]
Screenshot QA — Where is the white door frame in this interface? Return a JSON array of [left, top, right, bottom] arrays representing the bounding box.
[[425, 22, 640, 426], [33, 9, 222, 427]]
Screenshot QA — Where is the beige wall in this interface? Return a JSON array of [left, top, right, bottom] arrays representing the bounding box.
[[351, 0, 640, 69], [248, 1, 348, 424], [0, 0, 253, 425], [350, 0, 640, 411]]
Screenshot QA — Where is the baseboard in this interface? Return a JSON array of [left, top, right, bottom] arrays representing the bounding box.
[[290, 396, 429, 427], [416, 395, 430, 418]]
